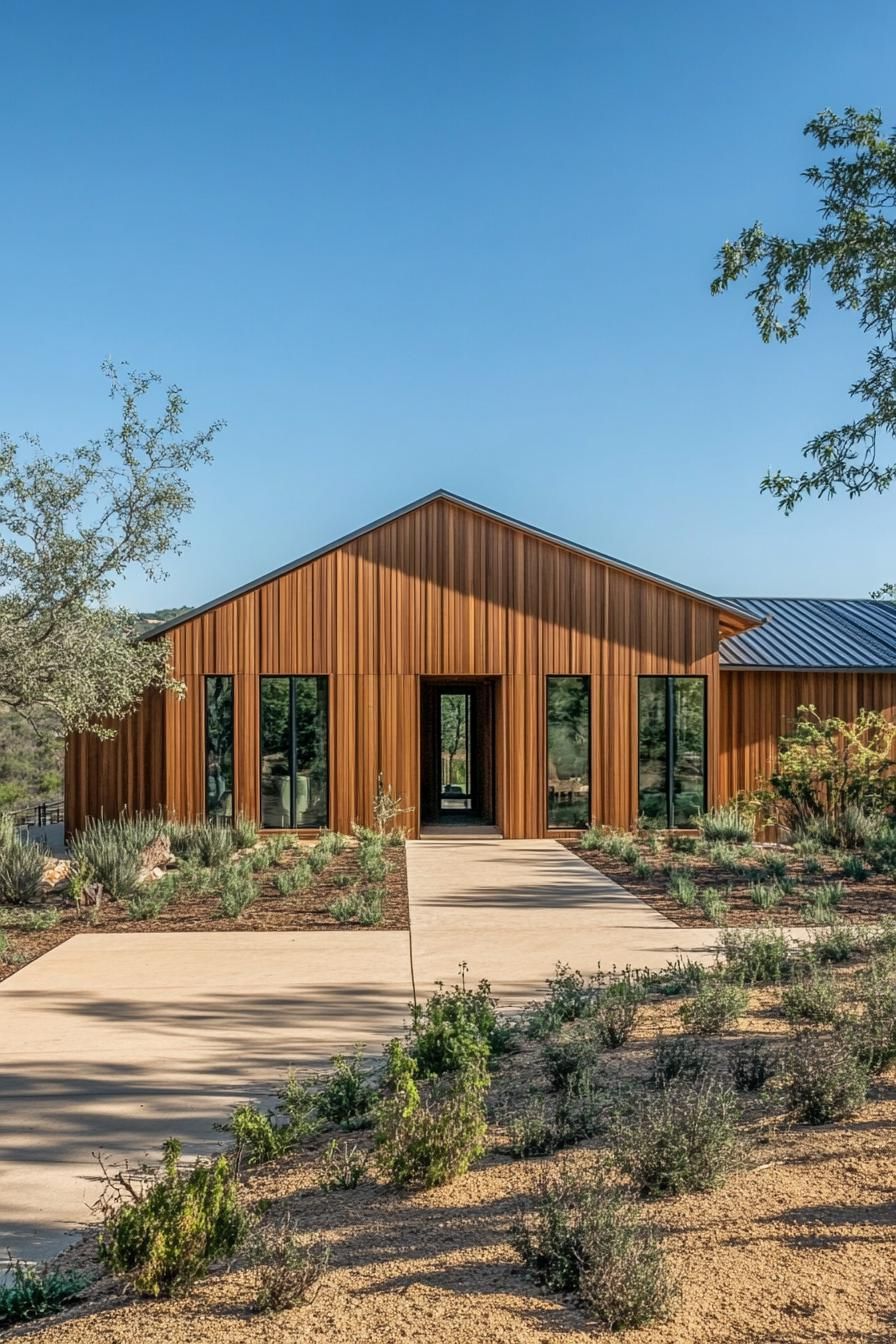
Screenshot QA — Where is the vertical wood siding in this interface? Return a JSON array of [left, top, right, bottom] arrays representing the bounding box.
[[67, 498, 734, 836]]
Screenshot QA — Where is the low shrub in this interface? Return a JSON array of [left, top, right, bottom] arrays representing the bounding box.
[[729, 1039, 778, 1092], [0, 1260, 88, 1326], [650, 1034, 710, 1088], [750, 882, 783, 910], [316, 1046, 377, 1128], [274, 864, 311, 896], [632, 858, 653, 880], [591, 982, 644, 1048], [667, 871, 697, 907], [801, 855, 823, 877], [696, 803, 754, 844], [841, 853, 869, 882], [847, 960, 896, 1073], [316, 830, 347, 857], [719, 926, 794, 985], [0, 832, 47, 907], [410, 972, 506, 1075], [277, 1071, 321, 1139], [679, 979, 748, 1035], [646, 957, 710, 996], [786, 1031, 869, 1124], [698, 887, 729, 924], [216, 1102, 294, 1169], [247, 1216, 329, 1314], [543, 1034, 601, 1092], [511, 1162, 675, 1331], [579, 825, 604, 851], [307, 844, 332, 875], [610, 1081, 742, 1196], [126, 890, 170, 921], [760, 853, 788, 881], [97, 1138, 247, 1296], [781, 968, 842, 1025], [317, 1139, 369, 1190], [375, 1043, 487, 1187], [0, 904, 60, 930], [328, 886, 385, 925], [809, 919, 862, 964], [216, 866, 257, 918], [525, 963, 600, 1039], [232, 815, 259, 850], [505, 1099, 563, 1157], [669, 834, 698, 855], [703, 841, 747, 873], [358, 846, 388, 882], [70, 817, 142, 901], [554, 1070, 607, 1143]]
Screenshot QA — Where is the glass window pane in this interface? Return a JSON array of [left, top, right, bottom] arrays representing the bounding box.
[[672, 678, 706, 826], [205, 676, 234, 820], [638, 677, 668, 825], [547, 676, 590, 828], [440, 693, 470, 811], [294, 676, 329, 827], [260, 678, 291, 828]]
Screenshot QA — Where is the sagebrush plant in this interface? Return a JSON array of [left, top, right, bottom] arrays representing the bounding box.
[[719, 926, 794, 985], [375, 1042, 488, 1188], [786, 1030, 869, 1124], [841, 853, 869, 881], [318, 1138, 369, 1191], [809, 919, 862, 964], [504, 1098, 563, 1157], [0, 1260, 88, 1326], [610, 1080, 742, 1197], [511, 1161, 676, 1331], [696, 801, 755, 843], [650, 1034, 711, 1088], [328, 888, 384, 925], [410, 969, 509, 1076], [543, 1033, 602, 1092], [750, 881, 783, 910], [97, 1138, 247, 1296], [231, 815, 259, 849], [730, 1039, 778, 1092], [847, 959, 896, 1073], [760, 853, 788, 881], [647, 957, 709, 996], [679, 979, 748, 1035], [698, 887, 729, 924], [316, 1046, 377, 1128], [0, 831, 46, 905], [216, 864, 256, 918], [247, 1216, 329, 1314], [591, 981, 644, 1048], [781, 968, 842, 1025], [667, 871, 697, 907], [70, 817, 142, 901], [126, 890, 170, 921]]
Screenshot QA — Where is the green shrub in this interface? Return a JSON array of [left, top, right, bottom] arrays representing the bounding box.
[[646, 957, 710, 996], [650, 1034, 710, 1088], [669, 834, 698, 855], [97, 1138, 247, 1296], [750, 881, 782, 910], [375, 1044, 487, 1187], [216, 866, 256, 918], [317, 1139, 369, 1191], [809, 919, 862, 963], [316, 1046, 377, 1128], [704, 841, 747, 872], [610, 1081, 742, 1197], [0, 831, 46, 907], [232, 815, 259, 850], [247, 1216, 329, 1314], [0, 904, 60, 930], [696, 803, 754, 844], [760, 853, 788, 881], [841, 853, 869, 882], [698, 887, 729, 923], [730, 1039, 778, 1092], [591, 982, 644, 1047], [504, 1099, 563, 1157], [679, 979, 748, 1035], [356, 885, 386, 925], [543, 1034, 601, 1092], [667, 871, 697, 906], [274, 864, 310, 896], [802, 855, 823, 877], [410, 973, 506, 1076], [0, 1260, 88, 1326], [329, 872, 355, 890], [632, 858, 653, 880], [168, 820, 234, 868], [216, 1102, 294, 1168], [847, 960, 896, 1072], [70, 818, 142, 901], [781, 968, 842, 1025], [579, 825, 604, 851], [525, 963, 598, 1038], [276, 1071, 321, 1139], [307, 844, 331, 874], [719, 926, 794, 985], [357, 847, 388, 882], [126, 890, 170, 921], [511, 1162, 675, 1330], [786, 1031, 869, 1124], [328, 892, 362, 922]]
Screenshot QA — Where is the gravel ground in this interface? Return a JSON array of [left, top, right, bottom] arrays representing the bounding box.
[[10, 972, 896, 1344]]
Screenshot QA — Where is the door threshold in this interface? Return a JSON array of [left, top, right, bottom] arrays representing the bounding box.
[[420, 824, 503, 839]]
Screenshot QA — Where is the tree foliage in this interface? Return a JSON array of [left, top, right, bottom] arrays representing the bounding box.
[[0, 363, 221, 736], [712, 107, 896, 513]]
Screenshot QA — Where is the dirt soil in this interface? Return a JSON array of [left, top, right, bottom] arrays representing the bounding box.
[[567, 838, 896, 928], [10, 972, 896, 1344], [0, 842, 409, 983]]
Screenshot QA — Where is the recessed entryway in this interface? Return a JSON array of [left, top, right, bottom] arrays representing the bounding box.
[[420, 679, 496, 828]]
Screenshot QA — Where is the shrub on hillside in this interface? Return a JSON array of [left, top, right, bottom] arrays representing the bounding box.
[[610, 1080, 742, 1197], [511, 1161, 675, 1331], [97, 1138, 247, 1296], [679, 979, 748, 1035], [247, 1215, 329, 1314], [375, 1042, 487, 1188], [410, 971, 509, 1076], [786, 1031, 869, 1124]]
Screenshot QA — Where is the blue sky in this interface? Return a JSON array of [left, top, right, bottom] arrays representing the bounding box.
[[2, 0, 895, 609]]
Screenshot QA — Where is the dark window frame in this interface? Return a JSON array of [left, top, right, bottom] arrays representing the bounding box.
[[259, 675, 330, 829], [205, 674, 234, 822], [637, 675, 707, 828], [545, 674, 591, 831]]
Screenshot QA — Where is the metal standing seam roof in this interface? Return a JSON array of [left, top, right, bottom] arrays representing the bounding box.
[[719, 598, 896, 670]]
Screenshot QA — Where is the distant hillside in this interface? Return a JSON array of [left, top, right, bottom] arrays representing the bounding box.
[[135, 605, 191, 635]]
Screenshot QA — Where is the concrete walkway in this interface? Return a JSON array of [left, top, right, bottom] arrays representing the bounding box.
[[0, 840, 721, 1264]]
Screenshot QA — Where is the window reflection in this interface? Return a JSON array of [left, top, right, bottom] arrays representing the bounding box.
[[260, 677, 328, 828], [206, 676, 234, 820], [547, 677, 590, 828]]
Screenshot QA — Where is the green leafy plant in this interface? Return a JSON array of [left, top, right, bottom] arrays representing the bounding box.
[[504, 1099, 563, 1157], [781, 968, 842, 1025], [216, 865, 257, 918], [126, 890, 170, 921], [846, 959, 896, 1073], [841, 853, 869, 881], [216, 1102, 294, 1169], [719, 926, 794, 985], [0, 1260, 88, 1326], [679, 979, 748, 1035], [357, 845, 388, 882], [316, 1046, 377, 1128], [759, 853, 788, 881], [611, 1080, 742, 1197], [0, 904, 60, 930], [231, 815, 259, 850], [318, 1139, 369, 1190], [696, 802, 755, 843], [591, 982, 644, 1047], [649, 1034, 710, 1088], [274, 864, 310, 896], [374, 1042, 487, 1187], [729, 1039, 778, 1092], [247, 1215, 329, 1314], [0, 829, 46, 907], [750, 882, 783, 911], [698, 887, 729, 924], [809, 919, 862, 964], [410, 970, 506, 1075], [667, 871, 697, 907], [785, 1031, 869, 1124], [511, 1161, 675, 1331], [543, 1034, 601, 1092], [97, 1138, 247, 1296]]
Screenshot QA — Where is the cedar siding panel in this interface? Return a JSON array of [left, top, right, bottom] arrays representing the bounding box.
[[65, 497, 746, 837]]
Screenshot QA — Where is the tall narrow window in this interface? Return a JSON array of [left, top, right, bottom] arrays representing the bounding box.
[[260, 677, 329, 828], [638, 677, 706, 827], [205, 676, 234, 820], [547, 676, 590, 828]]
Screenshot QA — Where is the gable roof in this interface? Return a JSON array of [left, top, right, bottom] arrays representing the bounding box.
[[719, 598, 896, 670], [143, 489, 762, 639]]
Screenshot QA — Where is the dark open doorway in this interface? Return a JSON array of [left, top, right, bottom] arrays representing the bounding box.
[[420, 680, 496, 826]]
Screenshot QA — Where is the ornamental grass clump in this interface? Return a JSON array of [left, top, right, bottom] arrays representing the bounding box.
[[97, 1138, 247, 1296], [696, 802, 755, 844], [667, 871, 697, 907], [511, 1161, 676, 1331], [70, 816, 144, 901], [610, 1080, 742, 1197], [0, 831, 47, 906]]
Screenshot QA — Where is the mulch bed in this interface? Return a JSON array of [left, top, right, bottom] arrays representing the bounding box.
[[0, 841, 409, 983], [566, 837, 896, 927]]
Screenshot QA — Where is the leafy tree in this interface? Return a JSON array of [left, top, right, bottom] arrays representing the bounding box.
[[0, 363, 221, 737], [712, 107, 896, 519]]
